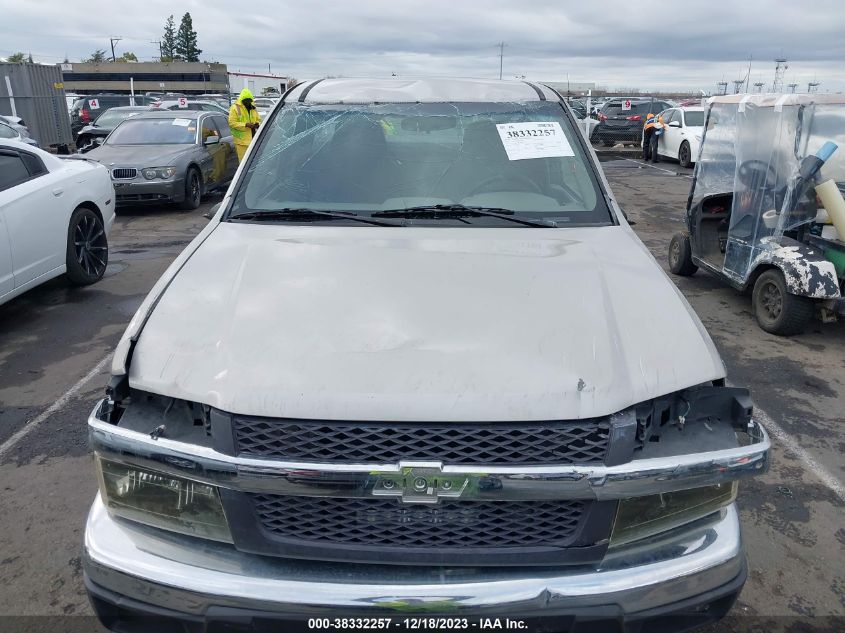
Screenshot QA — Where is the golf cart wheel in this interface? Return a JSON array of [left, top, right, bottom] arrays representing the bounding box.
[[679, 141, 693, 168], [752, 269, 814, 336], [66, 206, 108, 286], [178, 167, 202, 210], [668, 232, 698, 276]]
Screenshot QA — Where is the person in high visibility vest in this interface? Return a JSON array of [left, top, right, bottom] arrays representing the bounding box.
[[228, 88, 261, 162], [642, 111, 667, 163]]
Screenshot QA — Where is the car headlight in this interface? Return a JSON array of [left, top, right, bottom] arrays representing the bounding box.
[[142, 167, 177, 180], [95, 455, 232, 543], [609, 482, 737, 547]]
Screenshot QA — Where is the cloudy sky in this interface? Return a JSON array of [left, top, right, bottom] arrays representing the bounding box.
[[2, 0, 844, 93]]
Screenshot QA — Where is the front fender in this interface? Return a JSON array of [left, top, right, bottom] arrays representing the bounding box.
[[749, 238, 840, 298]]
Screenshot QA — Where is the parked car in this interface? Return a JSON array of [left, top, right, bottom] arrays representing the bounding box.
[[591, 98, 673, 146], [567, 98, 588, 119], [252, 97, 278, 118], [589, 97, 609, 118], [642, 107, 705, 168], [75, 106, 149, 152], [0, 114, 30, 133], [0, 139, 114, 306], [65, 93, 82, 113], [85, 110, 238, 209], [70, 94, 154, 137], [0, 120, 38, 146], [84, 77, 770, 632], [152, 99, 229, 114]]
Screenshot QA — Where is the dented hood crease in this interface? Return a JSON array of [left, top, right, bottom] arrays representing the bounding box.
[[128, 223, 724, 421]]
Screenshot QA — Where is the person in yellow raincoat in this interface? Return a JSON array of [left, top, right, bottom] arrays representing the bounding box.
[[228, 88, 261, 162]]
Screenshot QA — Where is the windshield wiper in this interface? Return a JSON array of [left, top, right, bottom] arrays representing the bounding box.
[[229, 208, 400, 227], [372, 204, 556, 227]]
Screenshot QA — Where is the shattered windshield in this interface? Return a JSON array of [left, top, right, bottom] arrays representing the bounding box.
[[228, 101, 611, 225]]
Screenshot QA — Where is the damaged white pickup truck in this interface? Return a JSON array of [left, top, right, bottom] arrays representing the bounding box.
[[83, 78, 770, 633]]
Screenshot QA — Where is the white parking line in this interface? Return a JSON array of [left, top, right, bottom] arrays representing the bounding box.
[[620, 157, 694, 179], [752, 406, 845, 502], [0, 353, 112, 459]]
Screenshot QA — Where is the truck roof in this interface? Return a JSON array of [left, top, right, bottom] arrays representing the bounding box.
[[285, 77, 561, 104], [708, 93, 845, 107]]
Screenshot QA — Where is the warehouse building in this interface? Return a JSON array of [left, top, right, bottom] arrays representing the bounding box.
[[60, 61, 229, 95], [227, 71, 290, 96]]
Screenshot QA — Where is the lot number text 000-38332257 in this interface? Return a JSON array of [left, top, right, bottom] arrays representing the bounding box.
[[307, 617, 530, 630]]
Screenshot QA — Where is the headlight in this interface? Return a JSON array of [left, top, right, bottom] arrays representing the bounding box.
[[95, 455, 232, 543], [142, 167, 177, 180], [609, 482, 737, 547]]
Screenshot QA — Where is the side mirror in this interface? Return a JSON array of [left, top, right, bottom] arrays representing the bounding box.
[[668, 121, 681, 128], [204, 134, 220, 145]]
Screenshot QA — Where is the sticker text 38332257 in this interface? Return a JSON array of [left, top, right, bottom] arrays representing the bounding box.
[[495, 121, 574, 161]]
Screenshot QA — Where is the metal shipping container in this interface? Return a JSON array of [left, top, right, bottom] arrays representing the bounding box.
[[0, 62, 73, 151]]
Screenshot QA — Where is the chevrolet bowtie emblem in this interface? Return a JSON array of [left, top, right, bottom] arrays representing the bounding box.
[[372, 465, 470, 504]]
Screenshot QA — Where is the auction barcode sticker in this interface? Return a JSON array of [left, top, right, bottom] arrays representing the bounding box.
[[495, 122, 574, 160]]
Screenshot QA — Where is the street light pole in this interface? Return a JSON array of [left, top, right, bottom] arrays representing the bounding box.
[[110, 37, 122, 62]]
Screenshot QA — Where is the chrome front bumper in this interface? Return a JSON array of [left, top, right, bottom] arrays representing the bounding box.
[[87, 405, 770, 503], [84, 497, 745, 617]]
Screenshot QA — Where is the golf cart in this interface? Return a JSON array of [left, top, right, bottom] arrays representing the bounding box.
[[669, 94, 845, 335]]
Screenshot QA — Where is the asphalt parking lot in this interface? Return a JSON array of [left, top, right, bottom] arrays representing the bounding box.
[[0, 155, 842, 631]]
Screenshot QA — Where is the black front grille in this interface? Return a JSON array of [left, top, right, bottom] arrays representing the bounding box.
[[251, 494, 586, 549], [112, 168, 137, 179], [233, 418, 610, 464]]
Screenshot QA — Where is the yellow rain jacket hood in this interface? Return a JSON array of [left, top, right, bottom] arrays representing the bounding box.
[[228, 89, 261, 147]]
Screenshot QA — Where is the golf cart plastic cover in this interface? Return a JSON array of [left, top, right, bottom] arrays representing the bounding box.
[[691, 94, 845, 282]]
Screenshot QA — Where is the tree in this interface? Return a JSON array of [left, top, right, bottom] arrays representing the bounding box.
[[84, 49, 107, 64], [5, 52, 26, 63], [118, 52, 138, 62], [175, 12, 201, 62], [161, 14, 177, 61]]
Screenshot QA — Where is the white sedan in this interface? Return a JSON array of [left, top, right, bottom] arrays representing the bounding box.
[[0, 139, 115, 307], [654, 107, 705, 168]]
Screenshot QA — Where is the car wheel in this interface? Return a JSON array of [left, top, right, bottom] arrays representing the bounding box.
[[752, 269, 814, 336], [601, 140, 615, 147], [178, 168, 202, 210], [668, 232, 698, 276], [66, 206, 108, 286], [679, 141, 693, 169]]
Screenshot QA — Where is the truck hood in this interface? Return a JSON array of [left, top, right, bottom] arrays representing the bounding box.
[[128, 223, 724, 421]]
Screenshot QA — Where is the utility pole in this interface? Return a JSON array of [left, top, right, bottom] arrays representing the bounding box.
[[150, 40, 163, 62], [787, 82, 798, 93], [754, 82, 765, 93], [109, 37, 122, 62], [773, 58, 788, 92], [808, 81, 820, 93], [497, 42, 507, 80], [745, 55, 752, 93]]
